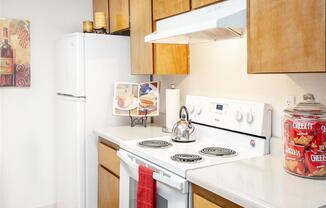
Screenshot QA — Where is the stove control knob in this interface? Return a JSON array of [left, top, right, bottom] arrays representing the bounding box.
[[235, 111, 243, 122], [250, 139, 256, 147], [195, 106, 202, 115], [246, 112, 254, 124]]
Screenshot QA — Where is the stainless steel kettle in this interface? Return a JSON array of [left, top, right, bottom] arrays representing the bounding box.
[[171, 106, 196, 142]]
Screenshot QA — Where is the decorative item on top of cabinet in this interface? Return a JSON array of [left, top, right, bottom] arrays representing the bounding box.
[[153, 0, 190, 21], [152, 0, 190, 75], [93, 0, 109, 33], [192, 0, 223, 9], [98, 138, 120, 208], [192, 184, 242, 208], [109, 0, 130, 34], [248, 0, 326, 73], [130, 0, 153, 74]]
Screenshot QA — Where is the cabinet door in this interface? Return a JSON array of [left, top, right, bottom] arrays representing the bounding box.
[[153, 0, 190, 20], [98, 142, 120, 176], [130, 0, 153, 74], [109, 0, 129, 33], [193, 193, 222, 208], [93, 0, 109, 33], [154, 44, 189, 74], [192, 0, 221, 9], [98, 166, 119, 208], [248, 0, 326, 73], [192, 184, 242, 208]]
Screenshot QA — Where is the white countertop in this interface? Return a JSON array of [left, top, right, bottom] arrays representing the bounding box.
[[187, 155, 326, 208], [94, 125, 169, 145]]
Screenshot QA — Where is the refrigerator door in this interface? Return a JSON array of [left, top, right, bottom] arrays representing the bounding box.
[[56, 33, 85, 97], [83, 34, 146, 208], [55, 95, 85, 208]]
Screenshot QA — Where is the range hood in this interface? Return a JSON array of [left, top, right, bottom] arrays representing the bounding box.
[[145, 0, 246, 44]]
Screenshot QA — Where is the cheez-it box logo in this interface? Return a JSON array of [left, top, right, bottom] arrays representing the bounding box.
[[311, 154, 326, 162], [293, 122, 313, 130]]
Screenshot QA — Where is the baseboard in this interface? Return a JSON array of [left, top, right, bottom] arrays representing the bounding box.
[[36, 203, 56, 208]]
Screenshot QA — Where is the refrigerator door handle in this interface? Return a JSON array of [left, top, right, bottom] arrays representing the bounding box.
[[57, 93, 86, 98]]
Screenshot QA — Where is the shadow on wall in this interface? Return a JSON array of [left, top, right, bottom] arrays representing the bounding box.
[[287, 73, 326, 104]]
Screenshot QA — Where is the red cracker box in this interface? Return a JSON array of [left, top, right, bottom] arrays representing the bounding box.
[[291, 119, 318, 148], [284, 143, 306, 176], [305, 151, 326, 177]]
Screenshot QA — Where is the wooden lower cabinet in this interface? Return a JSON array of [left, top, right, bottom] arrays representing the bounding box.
[[98, 138, 120, 208], [98, 166, 119, 208], [192, 184, 242, 208]]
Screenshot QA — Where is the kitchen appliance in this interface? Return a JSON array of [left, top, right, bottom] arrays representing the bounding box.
[[54, 33, 145, 208], [144, 0, 246, 44], [164, 84, 180, 133], [118, 95, 272, 208], [171, 106, 196, 142], [284, 93, 326, 178]]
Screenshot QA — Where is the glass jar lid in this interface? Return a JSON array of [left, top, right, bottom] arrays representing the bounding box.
[[285, 93, 326, 115]]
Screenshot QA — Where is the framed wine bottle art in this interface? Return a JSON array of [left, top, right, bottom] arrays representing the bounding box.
[[0, 18, 30, 87]]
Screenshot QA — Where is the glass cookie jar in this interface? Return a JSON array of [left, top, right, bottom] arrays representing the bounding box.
[[284, 93, 326, 178]]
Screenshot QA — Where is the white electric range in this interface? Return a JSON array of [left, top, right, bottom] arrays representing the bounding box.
[[117, 96, 272, 208]]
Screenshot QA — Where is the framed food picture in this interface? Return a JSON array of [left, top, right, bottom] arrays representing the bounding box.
[[113, 81, 160, 117], [138, 82, 159, 116], [0, 18, 30, 87]]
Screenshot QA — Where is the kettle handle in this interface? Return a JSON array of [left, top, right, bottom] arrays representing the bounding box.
[[179, 106, 189, 121]]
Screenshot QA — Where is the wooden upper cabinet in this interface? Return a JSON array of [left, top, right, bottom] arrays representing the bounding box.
[[248, 0, 326, 73], [153, 0, 190, 20], [109, 0, 129, 33], [152, 0, 190, 74], [130, 0, 153, 74], [154, 44, 189, 74], [192, 0, 222, 9], [93, 0, 109, 33]]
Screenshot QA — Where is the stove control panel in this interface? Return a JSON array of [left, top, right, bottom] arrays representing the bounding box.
[[186, 95, 272, 138]]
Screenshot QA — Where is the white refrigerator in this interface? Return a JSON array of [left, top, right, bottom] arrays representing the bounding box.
[[54, 33, 145, 208]]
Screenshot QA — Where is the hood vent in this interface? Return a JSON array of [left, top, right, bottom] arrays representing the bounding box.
[[145, 0, 246, 44]]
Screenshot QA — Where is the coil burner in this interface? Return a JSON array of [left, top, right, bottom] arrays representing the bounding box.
[[138, 140, 172, 148], [171, 154, 203, 163], [199, 147, 237, 157]]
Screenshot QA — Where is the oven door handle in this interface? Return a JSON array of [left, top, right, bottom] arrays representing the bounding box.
[[117, 151, 186, 192]]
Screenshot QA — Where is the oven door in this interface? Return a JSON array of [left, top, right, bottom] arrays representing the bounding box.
[[117, 149, 189, 208]]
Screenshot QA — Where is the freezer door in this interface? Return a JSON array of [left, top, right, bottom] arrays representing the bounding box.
[[55, 33, 85, 97], [55, 95, 85, 208]]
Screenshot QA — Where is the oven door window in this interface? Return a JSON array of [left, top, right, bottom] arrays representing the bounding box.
[[129, 178, 168, 208]]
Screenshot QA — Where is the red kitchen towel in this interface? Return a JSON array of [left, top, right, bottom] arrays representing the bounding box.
[[137, 165, 157, 208]]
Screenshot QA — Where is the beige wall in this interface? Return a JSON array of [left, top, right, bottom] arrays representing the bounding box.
[[155, 37, 326, 138], [0, 0, 92, 207]]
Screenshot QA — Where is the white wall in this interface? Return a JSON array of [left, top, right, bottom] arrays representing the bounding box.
[[0, 0, 92, 208], [155, 37, 326, 138]]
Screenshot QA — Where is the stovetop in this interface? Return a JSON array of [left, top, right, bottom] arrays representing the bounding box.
[[120, 126, 267, 178], [120, 95, 271, 178]]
